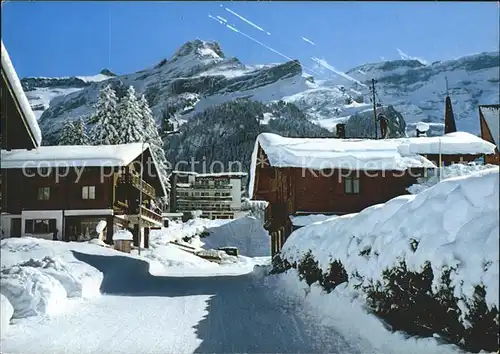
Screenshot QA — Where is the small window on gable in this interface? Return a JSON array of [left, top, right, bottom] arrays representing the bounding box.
[[37, 187, 50, 200], [82, 186, 96, 200], [344, 177, 360, 194]]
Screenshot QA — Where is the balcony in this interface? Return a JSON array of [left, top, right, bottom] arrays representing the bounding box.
[[119, 174, 156, 199], [131, 205, 162, 223]]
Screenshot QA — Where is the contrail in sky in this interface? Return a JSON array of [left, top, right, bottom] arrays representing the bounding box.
[[223, 6, 272, 36], [216, 15, 228, 23], [301, 37, 316, 46], [311, 57, 368, 88], [209, 15, 322, 76]]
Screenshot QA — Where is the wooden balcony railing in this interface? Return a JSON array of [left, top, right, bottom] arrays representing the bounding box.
[[134, 205, 162, 222], [118, 174, 156, 199]]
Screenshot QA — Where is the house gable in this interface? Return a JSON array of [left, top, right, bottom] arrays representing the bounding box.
[[1, 41, 41, 150]]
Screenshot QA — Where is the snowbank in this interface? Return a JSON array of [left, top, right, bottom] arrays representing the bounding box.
[[1, 265, 68, 319], [407, 162, 498, 194], [265, 270, 463, 354], [289, 214, 336, 227], [277, 167, 499, 352], [202, 216, 271, 257], [149, 217, 230, 248], [0, 294, 14, 338]]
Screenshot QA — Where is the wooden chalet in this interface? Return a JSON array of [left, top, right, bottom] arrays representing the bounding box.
[[249, 132, 496, 256], [479, 105, 499, 165], [1, 41, 42, 150], [1, 143, 167, 245]]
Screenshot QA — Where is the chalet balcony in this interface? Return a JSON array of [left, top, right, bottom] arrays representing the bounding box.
[[130, 205, 162, 223], [113, 200, 128, 214], [119, 174, 156, 199]]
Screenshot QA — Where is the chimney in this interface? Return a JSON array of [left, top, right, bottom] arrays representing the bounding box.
[[336, 123, 346, 138]]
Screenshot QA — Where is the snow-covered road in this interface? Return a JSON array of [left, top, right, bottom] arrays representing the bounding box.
[[1, 250, 366, 354]]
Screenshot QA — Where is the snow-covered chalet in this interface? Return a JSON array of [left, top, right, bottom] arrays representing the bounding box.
[[248, 132, 496, 255], [1, 143, 168, 243]]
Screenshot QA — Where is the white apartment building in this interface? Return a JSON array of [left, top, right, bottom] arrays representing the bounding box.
[[169, 171, 247, 219]]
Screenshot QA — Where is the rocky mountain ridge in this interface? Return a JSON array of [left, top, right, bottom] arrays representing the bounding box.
[[21, 39, 499, 144]]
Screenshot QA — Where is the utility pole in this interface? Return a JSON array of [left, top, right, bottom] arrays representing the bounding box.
[[371, 78, 378, 139]]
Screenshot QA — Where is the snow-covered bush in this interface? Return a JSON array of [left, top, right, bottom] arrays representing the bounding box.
[[407, 162, 496, 194], [275, 167, 499, 352]]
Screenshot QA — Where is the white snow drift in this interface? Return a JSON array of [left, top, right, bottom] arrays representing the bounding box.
[[281, 167, 499, 322]]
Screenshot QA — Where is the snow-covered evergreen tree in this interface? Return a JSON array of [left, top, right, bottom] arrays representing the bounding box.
[[59, 120, 76, 145], [89, 85, 120, 145], [59, 117, 90, 145], [72, 117, 90, 145], [138, 94, 171, 194], [116, 86, 144, 144]]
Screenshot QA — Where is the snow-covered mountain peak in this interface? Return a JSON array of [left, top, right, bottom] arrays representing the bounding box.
[[171, 39, 225, 61]]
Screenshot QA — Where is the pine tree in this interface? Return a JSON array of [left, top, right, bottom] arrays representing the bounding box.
[[59, 120, 76, 145], [138, 95, 171, 194], [59, 117, 90, 145], [72, 117, 90, 145], [116, 86, 144, 144], [89, 84, 120, 145]]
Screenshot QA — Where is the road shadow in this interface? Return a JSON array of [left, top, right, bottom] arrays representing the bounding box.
[[72, 251, 358, 353]]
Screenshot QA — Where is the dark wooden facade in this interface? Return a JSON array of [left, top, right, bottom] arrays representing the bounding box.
[[252, 145, 427, 256], [1, 62, 39, 150], [1, 150, 164, 244], [479, 105, 499, 165]]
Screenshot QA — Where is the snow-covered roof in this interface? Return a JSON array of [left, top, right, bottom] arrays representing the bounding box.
[[479, 105, 499, 148], [1, 41, 42, 147], [112, 230, 133, 241], [1, 143, 149, 168], [248, 132, 496, 198], [397, 132, 497, 155], [197, 172, 247, 178], [172, 171, 247, 178]]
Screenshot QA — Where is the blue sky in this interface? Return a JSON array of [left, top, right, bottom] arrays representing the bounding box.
[[2, 1, 499, 79]]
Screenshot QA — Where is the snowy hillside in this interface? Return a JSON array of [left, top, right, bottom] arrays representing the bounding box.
[[22, 69, 115, 119], [22, 40, 499, 143]]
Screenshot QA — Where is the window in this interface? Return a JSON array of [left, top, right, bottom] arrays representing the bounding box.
[[37, 187, 50, 200], [82, 186, 96, 200], [25, 219, 56, 234], [344, 177, 360, 194]]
